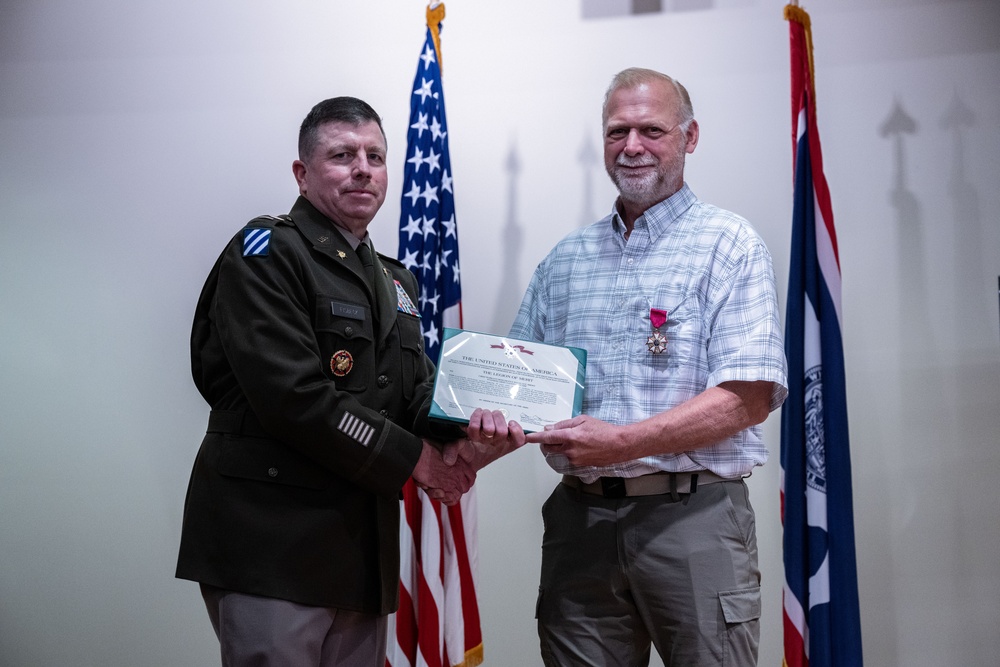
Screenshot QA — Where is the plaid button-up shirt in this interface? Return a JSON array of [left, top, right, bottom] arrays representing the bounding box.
[[510, 185, 788, 482]]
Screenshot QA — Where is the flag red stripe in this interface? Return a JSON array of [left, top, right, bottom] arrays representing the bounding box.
[[446, 504, 482, 650], [396, 579, 418, 665], [783, 606, 807, 667]]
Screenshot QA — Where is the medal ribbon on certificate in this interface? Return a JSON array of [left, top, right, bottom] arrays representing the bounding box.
[[647, 308, 668, 354]]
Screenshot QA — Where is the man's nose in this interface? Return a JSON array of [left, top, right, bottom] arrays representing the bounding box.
[[623, 129, 644, 155], [353, 156, 373, 178]]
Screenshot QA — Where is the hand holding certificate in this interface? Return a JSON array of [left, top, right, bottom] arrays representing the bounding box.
[[429, 328, 587, 434]]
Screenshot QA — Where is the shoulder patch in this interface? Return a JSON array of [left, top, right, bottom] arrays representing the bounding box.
[[243, 228, 271, 257]]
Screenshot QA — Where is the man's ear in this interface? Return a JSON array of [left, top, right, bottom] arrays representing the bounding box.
[[292, 160, 307, 194], [684, 119, 700, 154]]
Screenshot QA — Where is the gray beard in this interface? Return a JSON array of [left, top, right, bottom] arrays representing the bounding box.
[[608, 159, 684, 212]]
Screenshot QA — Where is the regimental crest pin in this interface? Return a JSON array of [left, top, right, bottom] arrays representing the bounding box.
[[330, 350, 354, 376]]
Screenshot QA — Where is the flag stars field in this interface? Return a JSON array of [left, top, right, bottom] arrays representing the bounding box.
[[410, 112, 429, 137], [397, 20, 461, 358], [414, 79, 434, 104], [400, 215, 422, 241]]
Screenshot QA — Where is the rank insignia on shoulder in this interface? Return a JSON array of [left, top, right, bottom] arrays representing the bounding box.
[[394, 280, 420, 317], [243, 228, 271, 257], [331, 350, 354, 376]]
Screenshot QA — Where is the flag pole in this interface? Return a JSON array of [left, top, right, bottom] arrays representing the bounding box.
[[392, 4, 481, 666], [781, 5, 864, 666]]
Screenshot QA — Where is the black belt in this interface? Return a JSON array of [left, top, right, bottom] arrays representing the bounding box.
[[561, 470, 732, 501], [206, 410, 272, 439]]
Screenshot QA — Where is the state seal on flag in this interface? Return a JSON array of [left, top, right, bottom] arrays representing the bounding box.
[[804, 365, 826, 493]]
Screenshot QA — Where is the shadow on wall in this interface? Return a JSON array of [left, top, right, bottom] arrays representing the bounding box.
[[879, 91, 994, 356], [879, 98, 927, 356], [939, 92, 989, 347], [490, 139, 526, 335], [490, 128, 606, 335], [875, 91, 1000, 664], [579, 130, 600, 228]]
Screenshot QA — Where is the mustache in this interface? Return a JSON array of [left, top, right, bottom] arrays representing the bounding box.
[[615, 155, 657, 168]]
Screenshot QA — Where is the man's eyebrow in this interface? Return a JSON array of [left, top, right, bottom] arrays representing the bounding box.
[[326, 141, 357, 153]]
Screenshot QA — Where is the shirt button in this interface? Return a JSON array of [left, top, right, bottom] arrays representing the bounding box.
[[377, 375, 390, 388], [268, 467, 278, 478], [344, 326, 354, 336]]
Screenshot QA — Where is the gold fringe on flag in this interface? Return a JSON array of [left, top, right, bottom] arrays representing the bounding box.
[[784, 4, 816, 108], [460, 643, 484, 667], [427, 2, 446, 73]]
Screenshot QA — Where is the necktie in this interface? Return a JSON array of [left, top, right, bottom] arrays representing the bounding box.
[[357, 242, 377, 289]]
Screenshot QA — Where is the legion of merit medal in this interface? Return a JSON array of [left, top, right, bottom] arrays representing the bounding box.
[[647, 308, 668, 354]]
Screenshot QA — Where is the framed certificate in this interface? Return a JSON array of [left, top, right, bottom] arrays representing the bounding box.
[[429, 328, 587, 433]]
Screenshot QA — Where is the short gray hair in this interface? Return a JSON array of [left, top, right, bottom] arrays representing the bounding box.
[[602, 68, 695, 128]]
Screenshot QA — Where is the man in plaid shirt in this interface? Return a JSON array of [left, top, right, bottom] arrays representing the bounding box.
[[469, 68, 787, 666]]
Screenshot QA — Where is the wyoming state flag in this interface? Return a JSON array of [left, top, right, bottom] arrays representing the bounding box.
[[780, 5, 864, 667]]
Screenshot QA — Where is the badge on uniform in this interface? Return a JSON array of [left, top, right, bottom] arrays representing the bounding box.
[[331, 350, 354, 376], [394, 280, 420, 317], [243, 228, 271, 257], [647, 308, 668, 354]]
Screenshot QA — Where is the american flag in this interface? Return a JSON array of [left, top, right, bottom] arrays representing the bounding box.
[[781, 5, 863, 667], [396, 7, 462, 362], [388, 5, 483, 667]]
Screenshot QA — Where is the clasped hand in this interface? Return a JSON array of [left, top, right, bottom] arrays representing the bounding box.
[[412, 408, 529, 505], [411, 439, 476, 506]]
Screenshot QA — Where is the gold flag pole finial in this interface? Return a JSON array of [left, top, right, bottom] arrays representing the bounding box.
[[427, 1, 446, 73]]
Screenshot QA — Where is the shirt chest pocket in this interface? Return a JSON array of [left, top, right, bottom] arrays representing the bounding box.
[[315, 296, 374, 392], [644, 293, 706, 373]]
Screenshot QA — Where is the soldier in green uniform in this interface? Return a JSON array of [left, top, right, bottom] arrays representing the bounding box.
[[176, 97, 475, 667]]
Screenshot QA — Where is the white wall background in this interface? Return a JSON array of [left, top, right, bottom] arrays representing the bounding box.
[[2, 0, 998, 665]]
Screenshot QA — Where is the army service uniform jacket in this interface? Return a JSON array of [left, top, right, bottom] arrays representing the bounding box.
[[176, 196, 436, 615]]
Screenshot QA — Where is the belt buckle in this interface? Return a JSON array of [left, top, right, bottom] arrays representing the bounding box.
[[600, 477, 627, 498]]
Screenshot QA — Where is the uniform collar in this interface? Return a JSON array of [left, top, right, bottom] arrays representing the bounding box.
[[288, 196, 397, 343]]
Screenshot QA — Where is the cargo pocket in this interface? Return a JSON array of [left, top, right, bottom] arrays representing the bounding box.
[[719, 586, 761, 666], [719, 586, 761, 624]]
